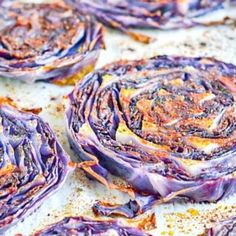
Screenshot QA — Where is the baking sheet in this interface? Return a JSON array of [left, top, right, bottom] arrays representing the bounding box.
[[0, 4, 236, 236]]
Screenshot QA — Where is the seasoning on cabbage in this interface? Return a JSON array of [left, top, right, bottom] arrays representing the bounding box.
[[0, 100, 72, 232], [34, 216, 151, 236], [204, 216, 236, 236], [0, 1, 104, 85], [66, 55, 236, 218], [65, 0, 232, 43]]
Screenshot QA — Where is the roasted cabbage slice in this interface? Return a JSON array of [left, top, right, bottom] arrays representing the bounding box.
[[65, 0, 233, 43], [0, 1, 104, 84], [0, 101, 72, 231], [34, 216, 151, 236], [205, 216, 236, 236], [67, 56, 236, 218]]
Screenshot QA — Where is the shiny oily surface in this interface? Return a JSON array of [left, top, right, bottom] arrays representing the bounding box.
[[67, 55, 236, 218], [0, 0, 103, 84], [0, 103, 71, 232], [2, 4, 236, 236]]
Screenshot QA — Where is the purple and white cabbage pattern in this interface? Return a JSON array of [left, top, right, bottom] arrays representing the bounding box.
[[67, 55, 236, 218], [34, 216, 150, 236], [0, 104, 71, 232], [0, 0, 104, 84], [206, 216, 236, 236], [65, 0, 231, 43]]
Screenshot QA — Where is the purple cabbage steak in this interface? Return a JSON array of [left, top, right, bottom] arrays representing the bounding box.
[[0, 100, 72, 232], [34, 216, 151, 236], [205, 216, 236, 236], [65, 0, 233, 43], [0, 0, 104, 84], [66, 55, 236, 218]]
